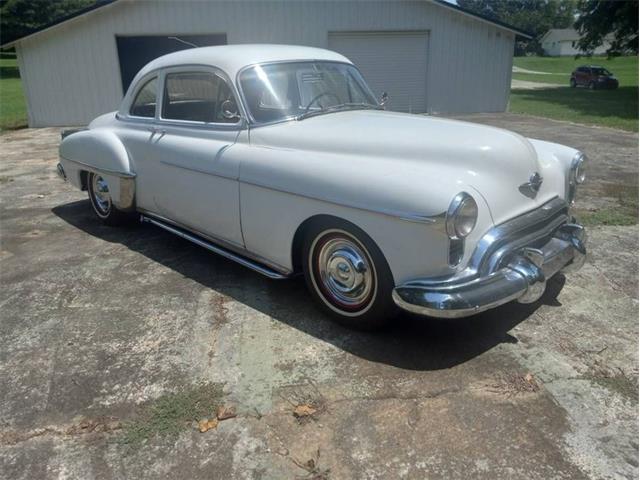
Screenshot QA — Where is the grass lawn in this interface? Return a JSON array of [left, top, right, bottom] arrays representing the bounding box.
[[510, 56, 638, 132], [0, 56, 28, 130], [512, 55, 638, 86]]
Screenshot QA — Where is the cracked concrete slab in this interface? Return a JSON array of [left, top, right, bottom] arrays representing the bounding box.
[[0, 115, 637, 479]]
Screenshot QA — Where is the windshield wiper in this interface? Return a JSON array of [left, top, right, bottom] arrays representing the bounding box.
[[296, 103, 382, 121]]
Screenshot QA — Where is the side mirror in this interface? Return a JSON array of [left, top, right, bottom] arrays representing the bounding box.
[[221, 99, 241, 121], [380, 91, 389, 107]]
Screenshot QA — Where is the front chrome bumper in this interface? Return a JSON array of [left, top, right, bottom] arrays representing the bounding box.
[[392, 200, 586, 318]]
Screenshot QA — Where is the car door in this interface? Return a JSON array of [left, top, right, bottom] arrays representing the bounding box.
[[574, 67, 583, 85], [577, 67, 588, 85], [122, 67, 245, 247]]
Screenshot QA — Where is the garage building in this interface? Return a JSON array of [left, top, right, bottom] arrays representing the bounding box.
[[3, 0, 529, 127]]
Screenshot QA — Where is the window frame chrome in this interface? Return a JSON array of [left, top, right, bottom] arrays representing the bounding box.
[[235, 59, 379, 128], [128, 75, 160, 121], [117, 64, 248, 131]]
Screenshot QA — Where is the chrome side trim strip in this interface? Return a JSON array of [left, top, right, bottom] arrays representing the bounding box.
[[159, 159, 238, 181], [242, 179, 442, 225], [60, 156, 136, 179], [139, 213, 290, 280]]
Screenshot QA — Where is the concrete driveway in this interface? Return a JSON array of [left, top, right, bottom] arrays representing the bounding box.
[[0, 114, 638, 479]]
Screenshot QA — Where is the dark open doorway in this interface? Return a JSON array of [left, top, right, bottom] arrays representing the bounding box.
[[115, 34, 227, 94]]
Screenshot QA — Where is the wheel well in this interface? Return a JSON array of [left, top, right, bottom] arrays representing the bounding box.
[[80, 170, 89, 191], [291, 214, 365, 274]]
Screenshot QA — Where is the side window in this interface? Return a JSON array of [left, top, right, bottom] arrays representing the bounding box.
[[130, 78, 158, 118], [162, 71, 238, 123]]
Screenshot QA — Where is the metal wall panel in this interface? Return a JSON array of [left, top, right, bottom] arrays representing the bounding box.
[[16, 0, 516, 126], [329, 31, 429, 113]]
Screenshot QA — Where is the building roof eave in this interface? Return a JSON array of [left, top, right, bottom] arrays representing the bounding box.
[[1, 0, 120, 49], [430, 0, 534, 39]]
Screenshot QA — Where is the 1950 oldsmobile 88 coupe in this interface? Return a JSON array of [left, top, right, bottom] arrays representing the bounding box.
[[57, 45, 587, 329]]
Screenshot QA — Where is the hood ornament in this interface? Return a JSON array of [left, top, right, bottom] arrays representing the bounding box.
[[519, 172, 543, 198]]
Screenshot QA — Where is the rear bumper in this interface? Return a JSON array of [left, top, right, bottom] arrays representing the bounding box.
[[56, 162, 67, 181], [392, 219, 586, 319]]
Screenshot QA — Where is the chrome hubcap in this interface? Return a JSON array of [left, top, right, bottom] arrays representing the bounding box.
[[317, 237, 373, 308], [91, 174, 111, 214]]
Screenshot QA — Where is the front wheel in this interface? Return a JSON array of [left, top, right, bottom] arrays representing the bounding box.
[[302, 218, 397, 330], [570, 78, 576, 88], [588, 81, 596, 90], [87, 172, 130, 226]]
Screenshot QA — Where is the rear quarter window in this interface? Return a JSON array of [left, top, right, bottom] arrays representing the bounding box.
[[130, 78, 157, 118]]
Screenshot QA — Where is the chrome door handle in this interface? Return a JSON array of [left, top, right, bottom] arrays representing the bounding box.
[[147, 127, 166, 135]]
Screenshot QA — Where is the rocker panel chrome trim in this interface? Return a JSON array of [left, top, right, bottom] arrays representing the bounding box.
[[139, 212, 291, 279]]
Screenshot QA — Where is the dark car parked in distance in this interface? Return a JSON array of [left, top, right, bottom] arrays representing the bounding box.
[[570, 65, 619, 90]]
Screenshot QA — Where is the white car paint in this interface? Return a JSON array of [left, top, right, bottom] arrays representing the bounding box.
[[59, 44, 580, 286]]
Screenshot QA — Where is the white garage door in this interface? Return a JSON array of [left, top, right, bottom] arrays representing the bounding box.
[[329, 31, 429, 113]]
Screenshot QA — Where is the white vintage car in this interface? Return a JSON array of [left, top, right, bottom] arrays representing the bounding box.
[[57, 45, 587, 329]]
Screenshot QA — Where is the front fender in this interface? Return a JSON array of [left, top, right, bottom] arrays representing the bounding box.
[[59, 129, 135, 210], [234, 144, 493, 284], [527, 138, 580, 204]]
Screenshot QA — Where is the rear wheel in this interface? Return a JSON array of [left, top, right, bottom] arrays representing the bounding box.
[[87, 172, 130, 226], [302, 218, 397, 330]]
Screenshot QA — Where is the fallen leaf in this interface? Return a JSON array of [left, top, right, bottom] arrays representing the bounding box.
[[293, 404, 317, 418], [216, 405, 237, 421], [198, 418, 218, 433]]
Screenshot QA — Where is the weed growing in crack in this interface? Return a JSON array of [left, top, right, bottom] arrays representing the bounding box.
[[119, 382, 224, 449]]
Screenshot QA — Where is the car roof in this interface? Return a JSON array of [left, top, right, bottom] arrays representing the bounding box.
[[120, 44, 353, 117], [134, 44, 352, 81]]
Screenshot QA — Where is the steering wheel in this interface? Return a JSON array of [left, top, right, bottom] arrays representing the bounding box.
[[303, 92, 341, 114]]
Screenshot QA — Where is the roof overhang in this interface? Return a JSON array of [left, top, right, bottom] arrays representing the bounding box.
[[2, 0, 533, 49], [1, 0, 120, 49], [430, 0, 533, 39]]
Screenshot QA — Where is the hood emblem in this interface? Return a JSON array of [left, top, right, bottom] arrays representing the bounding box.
[[519, 172, 544, 198]]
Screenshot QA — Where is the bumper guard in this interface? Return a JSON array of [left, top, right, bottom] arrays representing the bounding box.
[[392, 220, 586, 319]]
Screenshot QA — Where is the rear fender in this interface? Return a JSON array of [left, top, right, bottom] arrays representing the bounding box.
[[59, 129, 135, 210]]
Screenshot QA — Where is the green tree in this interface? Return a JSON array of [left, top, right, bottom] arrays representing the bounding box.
[[1, 0, 95, 45], [456, 0, 576, 54], [574, 0, 639, 56]]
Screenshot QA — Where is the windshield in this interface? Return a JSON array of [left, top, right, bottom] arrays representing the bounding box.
[[239, 61, 379, 123]]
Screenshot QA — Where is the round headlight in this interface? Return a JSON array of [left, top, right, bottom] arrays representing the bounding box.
[[446, 193, 478, 239], [572, 152, 586, 184]]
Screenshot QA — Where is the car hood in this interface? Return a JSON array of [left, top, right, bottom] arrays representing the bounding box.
[[250, 109, 564, 225]]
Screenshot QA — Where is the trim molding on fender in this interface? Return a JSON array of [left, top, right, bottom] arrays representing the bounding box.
[[60, 156, 136, 210], [60, 156, 136, 178], [242, 179, 443, 225], [61, 158, 441, 225]]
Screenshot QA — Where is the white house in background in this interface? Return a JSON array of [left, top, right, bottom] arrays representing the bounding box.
[[2, 0, 530, 127], [540, 28, 611, 56]]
